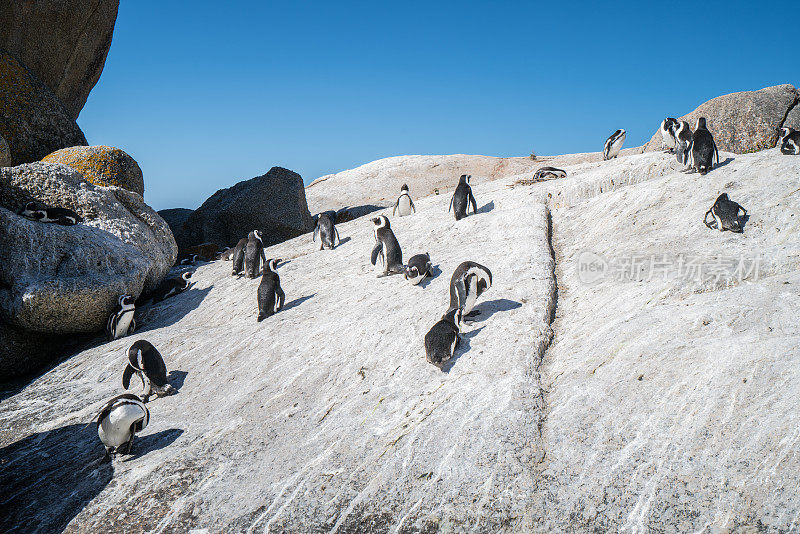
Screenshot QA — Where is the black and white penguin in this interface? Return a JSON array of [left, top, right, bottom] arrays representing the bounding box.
[[448, 261, 492, 318], [219, 247, 233, 261], [674, 120, 693, 165], [96, 393, 149, 457], [179, 254, 199, 266], [151, 272, 192, 303], [704, 193, 747, 233], [603, 129, 626, 160], [18, 202, 83, 225], [778, 127, 800, 155], [687, 117, 719, 175], [533, 167, 567, 182], [244, 230, 266, 279], [392, 184, 416, 217], [424, 307, 464, 369], [122, 340, 176, 401], [404, 253, 433, 286], [257, 258, 285, 321], [660, 118, 679, 152], [106, 295, 136, 341], [231, 237, 248, 275], [370, 215, 404, 276], [449, 175, 478, 221], [313, 211, 340, 250]]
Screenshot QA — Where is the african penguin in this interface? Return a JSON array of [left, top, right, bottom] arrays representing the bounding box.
[[231, 237, 248, 275], [393, 184, 416, 217], [660, 118, 679, 152], [404, 253, 433, 286], [96, 393, 149, 457], [219, 247, 233, 261], [244, 230, 266, 279], [603, 129, 626, 160], [106, 295, 136, 341], [18, 202, 83, 225], [313, 211, 340, 250], [179, 254, 199, 266], [533, 167, 567, 182], [449, 261, 492, 318], [674, 120, 693, 165], [686, 117, 719, 175], [370, 215, 404, 276], [424, 308, 464, 369], [704, 193, 747, 233], [151, 271, 192, 303], [122, 340, 176, 402], [449, 175, 477, 221], [778, 127, 800, 155], [257, 258, 285, 321]]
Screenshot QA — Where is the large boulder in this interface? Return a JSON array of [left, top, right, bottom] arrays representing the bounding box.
[[0, 0, 119, 119], [643, 84, 800, 153], [0, 50, 88, 165], [157, 207, 194, 246], [0, 133, 10, 167], [0, 162, 177, 336], [180, 166, 315, 249], [42, 145, 144, 196]]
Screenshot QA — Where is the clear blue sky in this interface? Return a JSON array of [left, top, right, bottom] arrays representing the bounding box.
[[77, 1, 797, 211]]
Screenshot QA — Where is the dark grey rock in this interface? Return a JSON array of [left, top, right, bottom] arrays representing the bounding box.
[[157, 207, 194, 246]]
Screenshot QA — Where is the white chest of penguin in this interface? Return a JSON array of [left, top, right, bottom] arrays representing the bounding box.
[[396, 194, 413, 216], [98, 404, 141, 447]]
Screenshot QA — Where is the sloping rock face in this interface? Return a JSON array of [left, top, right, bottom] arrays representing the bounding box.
[[644, 84, 800, 153], [0, 0, 119, 119], [0, 51, 88, 165], [0, 133, 10, 167], [42, 145, 144, 196], [180, 166, 314, 249], [157, 207, 194, 247]]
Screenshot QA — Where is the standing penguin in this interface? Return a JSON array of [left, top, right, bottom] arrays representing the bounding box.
[[313, 211, 340, 250], [393, 184, 416, 217], [674, 120, 693, 165], [106, 295, 136, 341], [122, 340, 176, 401], [704, 193, 747, 233], [151, 272, 192, 303], [424, 308, 464, 369], [370, 215, 404, 276], [778, 127, 800, 155], [404, 253, 433, 286], [603, 129, 626, 160], [231, 237, 248, 276], [449, 261, 492, 318], [96, 393, 149, 457], [660, 118, 679, 152], [244, 230, 266, 279], [257, 258, 285, 321], [449, 175, 478, 221], [687, 117, 719, 175]]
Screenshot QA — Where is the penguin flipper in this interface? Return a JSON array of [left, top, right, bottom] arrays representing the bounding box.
[[370, 242, 382, 266], [313, 225, 318, 242], [276, 286, 285, 311], [122, 364, 135, 390], [392, 200, 398, 216], [129, 319, 136, 335], [334, 227, 340, 246], [468, 192, 478, 215], [703, 209, 715, 229], [448, 196, 454, 212], [410, 198, 416, 213]]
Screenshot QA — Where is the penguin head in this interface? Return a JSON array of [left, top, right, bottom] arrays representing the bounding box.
[[253, 230, 263, 243], [443, 307, 464, 331], [717, 193, 729, 203], [778, 127, 791, 139], [119, 295, 135, 307], [401, 184, 409, 192], [267, 258, 280, 272], [181, 271, 193, 282], [371, 215, 389, 229], [459, 174, 471, 184], [696, 117, 707, 130]]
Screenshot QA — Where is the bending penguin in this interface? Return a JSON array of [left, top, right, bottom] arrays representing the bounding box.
[[686, 117, 719, 175], [313, 211, 340, 250], [106, 295, 136, 341], [704, 193, 747, 233], [778, 127, 800, 155], [603, 129, 626, 160], [257, 258, 285, 321], [449, 261, 492, 319], [19, 202, 83, 225], [244, 230, 266, 279], [96, 393, 149, 458], [424, 307, 464, 369], [122, 340, 176, 401], [393, 184, 416, 217], [660, 118, 679, 152], [533, 167, 567, 182], [370, 215, 404, 276], [404, 253, 433, 286], [231, 237, 248, 275], [151, 271, 192, 303], [449, 175, 477, 221], [674, 120, 692, 164]]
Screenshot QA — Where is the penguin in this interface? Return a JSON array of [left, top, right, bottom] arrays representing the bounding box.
[[219, 247, 233, 261], [778, 127, 800, 155], [244, 230, 266, 279], [96, 393, 149, 457], [370, 215, 404, 276], [404, 253, 433, 286], [424, 307, 464, 369], [122, 340, 176, 401], [392, 184, 416, 217], [151, 272, 192, 303], [686, 117, 719, 175], [703, 193, 747, 233], [603, 129, 626, 160], [313, 211, 340, 250], [533, 167, 567, 182], [257, 258, 285, 321], [106, 295, 136, 341], [231, 237, 248, 276], [449, 175, 478, 221], [448, 261, 492, 318], [660, 118, 679, 152], [18, 202, 82, 225], [674, 120, 693, 165], [178, 254, 199, 266]]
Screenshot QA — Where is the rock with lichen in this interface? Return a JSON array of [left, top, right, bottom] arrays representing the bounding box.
[[42, 145, 144, 196]]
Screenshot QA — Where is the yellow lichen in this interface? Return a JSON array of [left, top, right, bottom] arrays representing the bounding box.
[[42, 145, 144, 195]]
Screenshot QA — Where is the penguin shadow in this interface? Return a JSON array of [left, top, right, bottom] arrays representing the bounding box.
[[136, 286, 212, 333], [440, 326, 486, 373], [167, 370, 188, 391], [280, 293, 316, 313], [335, 236, 352, 248], [465, 298, 523, 324], [417, 265, 443, 289], [0, 423, 114, 532], [476, 201, 495, 215], [715, 157, 734, 170], [124, 428, 183, 461]]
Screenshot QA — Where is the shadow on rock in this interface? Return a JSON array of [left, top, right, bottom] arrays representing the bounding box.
[[125, 428, 183, 461], [467, 298, 523, 324], [418, 265, 442, 289], [167, 370, 188, 391], [335, 236, 352, 247], [282, 294, 315, 313], [476, 201, 495, 214], [135, 286, 212, 334], [0, 423, 113, 533], [441, 326, 485, 373]]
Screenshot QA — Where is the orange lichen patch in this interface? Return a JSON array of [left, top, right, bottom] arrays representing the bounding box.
[[42, 145, 144, 195]]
